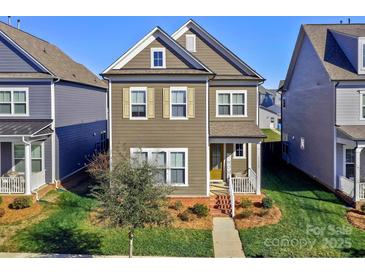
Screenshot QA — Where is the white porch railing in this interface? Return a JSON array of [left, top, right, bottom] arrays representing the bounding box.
[[0, 176, 25, 194], [231, 169, 257, 194], [339, 176, 355, 197], [228, 176, 235, 217], [360, 183, 365, 200]]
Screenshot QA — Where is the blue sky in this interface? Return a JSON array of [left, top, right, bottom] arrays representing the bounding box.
[[2, 16, 365, 88]]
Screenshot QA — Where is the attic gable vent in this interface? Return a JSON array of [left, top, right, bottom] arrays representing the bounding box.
[[186, 34, 196, 52]]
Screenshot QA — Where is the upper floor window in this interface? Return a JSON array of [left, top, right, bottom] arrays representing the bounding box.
[[170, 87, 187, 119], [130, 87, 147, 119], [186, 34, 196, 52], [151, 48, 166, 68], [216, 90, 247, 117], [360, 92, 365, 119], [0, 88, 28, 116]]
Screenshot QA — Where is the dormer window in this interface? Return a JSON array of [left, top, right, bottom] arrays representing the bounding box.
[[186, 34, 196, 52], [151, 48, 166, 68]]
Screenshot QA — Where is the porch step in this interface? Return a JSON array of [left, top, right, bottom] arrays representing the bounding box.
[[210, 194, 232, 217]]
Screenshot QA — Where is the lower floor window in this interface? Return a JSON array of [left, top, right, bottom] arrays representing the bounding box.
[[13, 143, 43, 173], [131, 148, 188, 185], [345, 149, 355, 179], [234, 143, 246, 158]]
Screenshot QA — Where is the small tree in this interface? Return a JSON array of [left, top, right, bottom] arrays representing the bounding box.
[[88, 152, 172, 258]]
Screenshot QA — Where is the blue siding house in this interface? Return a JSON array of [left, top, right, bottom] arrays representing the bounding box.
[[0, 21, 107, 195]]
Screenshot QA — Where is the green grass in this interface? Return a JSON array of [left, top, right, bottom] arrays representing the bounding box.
[[5, 189, 213, 257], [262, 129, 281, 142], [239, 162, 365, 257]]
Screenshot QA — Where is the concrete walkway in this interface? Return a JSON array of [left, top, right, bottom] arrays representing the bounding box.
[[212, 217, 245, 258]]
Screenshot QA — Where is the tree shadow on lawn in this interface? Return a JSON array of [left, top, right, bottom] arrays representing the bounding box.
[[341, 248, 365, 257], [20, 223, 101, 255]]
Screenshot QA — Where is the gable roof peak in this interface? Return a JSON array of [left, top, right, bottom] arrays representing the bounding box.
[[102, 24, 213, 74]]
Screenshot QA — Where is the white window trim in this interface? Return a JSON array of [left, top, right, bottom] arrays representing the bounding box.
[[0, 87, 29, 117], [150, 47, 166, 69], [186, 34, 196, 52], [233, 143, 246, 159], [170, 86, 188, 120], [344, 146, 355, 180], [360, 91, 365, 120], [216, 90, 248, 118], [130, 148, 188, 186], [129, 87, 148, 120], [11, 142, 44, 174]]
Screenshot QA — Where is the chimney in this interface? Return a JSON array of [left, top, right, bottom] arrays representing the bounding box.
[[17, 19, 20, 29], [8, 16, 11, 25], [348, 18, 351, 24]]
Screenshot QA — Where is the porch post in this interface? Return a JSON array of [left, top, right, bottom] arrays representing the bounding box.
[[24, 143, 32, 195], [354, 147, 363, 202], [223, 143, 226, 181], [256, 142, 262, 195], [248, 143, 252, 170]]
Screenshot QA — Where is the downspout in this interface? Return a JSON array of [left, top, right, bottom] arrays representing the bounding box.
[[51, 78, 60, 187], [334, 81, 339, 190], [102, 76, 112, 171]]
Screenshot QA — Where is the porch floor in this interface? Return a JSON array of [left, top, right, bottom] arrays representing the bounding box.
[[210, 181, 228, 196]]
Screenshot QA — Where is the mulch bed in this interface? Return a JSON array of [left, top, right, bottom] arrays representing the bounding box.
[[0, 196, 43, 225], [234, 197, 281, 229], [346, 209, 365, 231]]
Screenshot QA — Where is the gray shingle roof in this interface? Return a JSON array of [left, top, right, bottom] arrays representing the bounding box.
[[337, 125, 365, 140], [0, 22, 106, 89], [209, 121, 266, 138], [0, 119, 53, 136], [303, 24, 365, 81]]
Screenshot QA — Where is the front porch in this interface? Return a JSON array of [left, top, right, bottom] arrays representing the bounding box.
[[336, 125, 365, 202], [0, 120, 53, 195]]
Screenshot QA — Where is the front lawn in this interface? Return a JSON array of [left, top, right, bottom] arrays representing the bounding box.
[[1, 189, 213, 257], [239, 162, 365, 257], [262, 129, 281, 142]]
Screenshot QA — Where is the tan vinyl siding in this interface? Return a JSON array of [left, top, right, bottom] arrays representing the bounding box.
[[111, 82, 207, 196], [230, 144, 248, 175], [124, 39, 192, 69], [251, 143, 257, 173], [210, 86, 257, 122], [176, 30, 244, 75]]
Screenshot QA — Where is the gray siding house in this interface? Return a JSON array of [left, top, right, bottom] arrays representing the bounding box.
[[0, 21, 107, 195], [258, 85, 282, 130], [282, 24, 365, 205]]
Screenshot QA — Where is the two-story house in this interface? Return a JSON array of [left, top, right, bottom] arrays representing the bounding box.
[[0, 21, 107, 195], [102, 19, 265, 203], [282, 23, 365, 206], [258, 83, 282, 130]]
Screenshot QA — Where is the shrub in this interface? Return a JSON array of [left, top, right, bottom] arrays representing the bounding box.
[[257, 209, 269, 217], [361, 203, 365, 213], [178, 210, 190, 221], [262, 196, 273, 209], [240, 198, 252, 208], [191, 203, 209, 218], [239, 209, 253, 219], [170, 200, 183, 211], [9, 197, 32, 209], [0, 208, 5, 218]]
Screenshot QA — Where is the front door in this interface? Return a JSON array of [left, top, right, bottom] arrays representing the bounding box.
[[210, 144, 223, 180]]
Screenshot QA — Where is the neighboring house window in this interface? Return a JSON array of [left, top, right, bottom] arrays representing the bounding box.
[[363, 43, 365, 69], [0, 88, 28, 116], [131, 148, 188, 185], [13, 143, 43, 173], [151, 48, 166, 68], [361, 92, 365, 119], [170, 87, 187, 118], [217, 90, 247, 117], [270, 117, 275, 123], [282, 98, 286, 108], [130, 87, 147, 118], [186, 34, 196, 52], [234, 144, 246, 159], [345, 149, 355, 179]]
